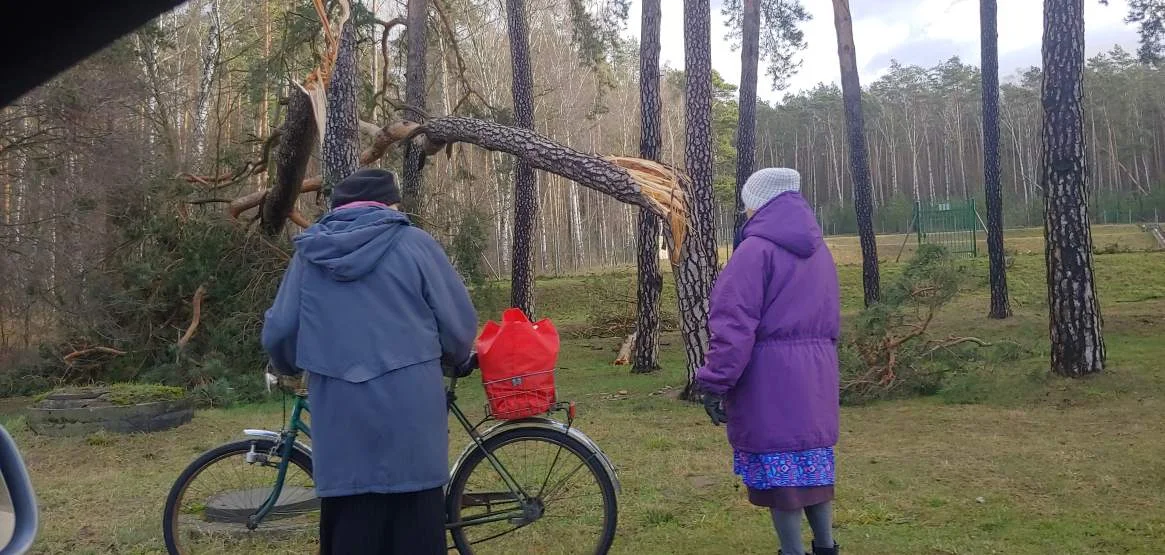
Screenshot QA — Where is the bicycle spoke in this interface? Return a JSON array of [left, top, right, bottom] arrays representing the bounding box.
[[535, 443, 566, 498], [466, 521, 531, 546], [167, 441, 318, 554], [538, 458, 589, 504], [448, 430, 614, 555]]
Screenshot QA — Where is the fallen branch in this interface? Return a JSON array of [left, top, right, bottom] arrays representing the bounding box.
[[177, 131, 282, 190], [289, 210, 312, 229], [922, 336, 991, 358], [229, 176, 322, 219], [177, 285, 207, 348], [63, 347, 126, 365]]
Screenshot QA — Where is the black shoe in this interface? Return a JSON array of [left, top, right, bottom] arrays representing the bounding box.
[[811, 543, 839, 555]]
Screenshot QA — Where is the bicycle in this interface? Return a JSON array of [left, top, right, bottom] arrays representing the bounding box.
[[162, 365, 619, 554]]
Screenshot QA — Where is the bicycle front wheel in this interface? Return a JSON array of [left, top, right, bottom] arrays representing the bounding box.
[[447, 426, 617, 554], [162, 438, 318, 554]]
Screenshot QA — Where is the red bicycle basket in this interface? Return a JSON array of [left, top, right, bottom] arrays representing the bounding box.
[[475, 308, 559, 420]]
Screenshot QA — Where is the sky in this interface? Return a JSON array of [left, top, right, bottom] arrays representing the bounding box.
[[623, 0, 1141, 102]]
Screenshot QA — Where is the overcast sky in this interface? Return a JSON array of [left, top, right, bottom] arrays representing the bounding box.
[[623, 0, 1141, 102]]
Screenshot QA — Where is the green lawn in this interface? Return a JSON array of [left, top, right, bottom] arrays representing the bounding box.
[[6, 248, 1165, 553]]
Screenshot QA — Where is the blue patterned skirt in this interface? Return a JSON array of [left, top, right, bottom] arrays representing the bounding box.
[[734, 447, 836, 510]]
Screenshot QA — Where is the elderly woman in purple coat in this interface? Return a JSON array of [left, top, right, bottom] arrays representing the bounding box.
[[697, 168, 841, 555]]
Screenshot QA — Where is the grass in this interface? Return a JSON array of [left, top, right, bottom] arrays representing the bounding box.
[[7, 231, 1165, 554]]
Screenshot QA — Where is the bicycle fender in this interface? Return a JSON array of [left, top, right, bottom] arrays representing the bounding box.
[[449, 418, 620, 494], [243, 428, 313, 457]]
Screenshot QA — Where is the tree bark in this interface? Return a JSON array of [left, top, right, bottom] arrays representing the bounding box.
[[506, 0, 538, 317], [261, 86, 317, 235], [832, 0, 880, 305], [322, 20, 360, 201], [402, 0, 428, 215], [981, 0, 1011, 319], [735, 0, 760, 235], [634, 0, 663, 373], [193, 0, 222, 166], [1042, 0, 1105, 376], [680, 0, 718, 400]]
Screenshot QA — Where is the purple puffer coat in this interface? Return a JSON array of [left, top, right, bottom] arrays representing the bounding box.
[[696, 192, 841, 454]]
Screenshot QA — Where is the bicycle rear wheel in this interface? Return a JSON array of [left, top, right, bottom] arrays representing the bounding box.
[[446, 426, 617, 554], [162, 438, 318, 554]]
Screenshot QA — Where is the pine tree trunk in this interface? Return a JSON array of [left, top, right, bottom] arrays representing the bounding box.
[[735, 0, 760, 234], [506, 0, 537, 317], [981, 0, 1011, 319], [322, 19, 361, 201], [1042, 0, 1104, 376], [680, 0, 718, 400], [832, 0, 880, 305], [402, 0, 428, 216], [634, 0, 663, 373]]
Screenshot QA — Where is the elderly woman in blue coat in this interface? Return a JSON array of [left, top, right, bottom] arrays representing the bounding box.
[[262, 169, 478, 555]]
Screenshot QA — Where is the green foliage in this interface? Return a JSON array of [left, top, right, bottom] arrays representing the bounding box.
[[6, 185, 288, 404], [1120, 0, 1165, 64], [450, 210, 490, 287], [840, 245, 973, 405], [721, 0, 811, 90]]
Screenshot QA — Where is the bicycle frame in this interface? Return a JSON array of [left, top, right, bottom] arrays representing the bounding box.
[[241, 376, 544, 531]]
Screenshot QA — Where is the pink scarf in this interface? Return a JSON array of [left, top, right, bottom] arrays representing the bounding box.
[[335, 200, 391, 211]]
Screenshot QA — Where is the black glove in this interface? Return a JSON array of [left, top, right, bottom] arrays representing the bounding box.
[[443, 352, 479, 378], [703, 393, 728, 426]]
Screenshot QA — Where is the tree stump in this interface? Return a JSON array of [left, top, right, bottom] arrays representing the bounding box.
[[27, 387, 193, 437]]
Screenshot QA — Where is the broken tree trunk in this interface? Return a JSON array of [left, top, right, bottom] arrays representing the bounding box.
[[321, 14, 361, 200], [260, 86, 317, 235]]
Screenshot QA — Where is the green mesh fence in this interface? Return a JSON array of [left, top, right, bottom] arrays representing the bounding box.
[[914, 200, 979, 257]]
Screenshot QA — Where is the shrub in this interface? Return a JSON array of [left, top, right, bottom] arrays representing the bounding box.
[[8, 191, 288, 403]]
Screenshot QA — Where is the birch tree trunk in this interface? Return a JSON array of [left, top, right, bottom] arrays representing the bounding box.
[[1042, 0, 1105, 376], [193, 0, 222, 166]]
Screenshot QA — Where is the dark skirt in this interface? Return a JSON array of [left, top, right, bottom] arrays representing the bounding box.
[[747, 485, 835, 511], [319, 488, 446, 555]]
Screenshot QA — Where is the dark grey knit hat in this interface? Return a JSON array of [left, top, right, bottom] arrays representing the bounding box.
[[332, 168, 402, 208]]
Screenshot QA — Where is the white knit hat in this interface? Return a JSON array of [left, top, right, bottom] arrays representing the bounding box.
[[741, 168, 801, 211]]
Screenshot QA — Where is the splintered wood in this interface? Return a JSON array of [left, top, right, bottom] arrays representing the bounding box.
[[604, 156, 689, 265]]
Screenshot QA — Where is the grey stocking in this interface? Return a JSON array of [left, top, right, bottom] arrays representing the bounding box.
[[769, 508, 805, 554], [804, 501, 834, 549]]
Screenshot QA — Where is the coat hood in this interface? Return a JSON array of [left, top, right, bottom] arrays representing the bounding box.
[[740, 191, 822, 258], [294, 206, 411, 281]]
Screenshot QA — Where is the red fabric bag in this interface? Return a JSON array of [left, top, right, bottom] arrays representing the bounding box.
[[475, 308, 559, 419]]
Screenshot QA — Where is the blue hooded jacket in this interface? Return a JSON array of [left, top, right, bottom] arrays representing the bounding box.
[[262, 206, 477, 496]]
